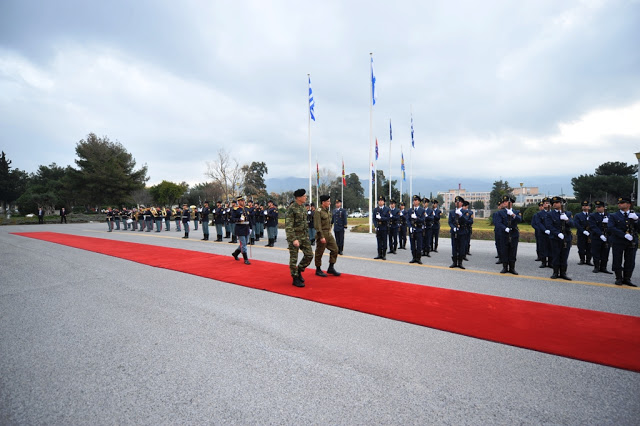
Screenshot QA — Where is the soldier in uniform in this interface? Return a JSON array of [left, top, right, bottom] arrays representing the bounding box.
[[164, 206, 171, 231], [314, 194, 341, 277], [608, 196, 639, 286], [223, 202, 231, 239], [264, 200, 279, 247], [38, 206, 45, 224], [106, 207, 114, 232], [200, 200, 211, 241], [192, 205, 200, 231], [493, 200, 503, 264], [422, 198, 433, 258], [589, 200, 612, 274], [544, 196, 574, 280], [213, 201, 224, 241], [332, 199, 347, 255], [531, 201, 545, 262], [247, 200, 255, 245], [113, 208, 121, 230], [307, 204, 316, 245], [286, 189, 313, 287], [388, 200, 399, 254], [154, 206, 163, 232], [181, 203, 190, 238], [494, 195, 522, 275], [449, 196, 472, 269], [407, 195, 425, 264], [228, 200, 237, 244], [431, 199, 441, 252], [144, 207, 153, 232], [231, 195, 251, 265], [174, 206, 182, 232], [463, 201, 473, 258], [398, 202, 408, 250], [574, 200, 593, 266], [372, 195, 391, 260]]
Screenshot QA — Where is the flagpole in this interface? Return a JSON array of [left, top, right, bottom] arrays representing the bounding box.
[[388, 119, 392, 201], [410, 105, 413, 199], [400, 146, 403, 201], [316, 156, 319, 206], [368, 53, 374, 233], [341, 156, 344, 209], [308, 74, 312, 205]]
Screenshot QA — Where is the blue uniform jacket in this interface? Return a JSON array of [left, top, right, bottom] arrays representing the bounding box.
[[494, 209, 522, 236], [373, 206, 391, 231], [588, 212, 610, 238], [544, 210, 574, 241], [406, 206, 425, 230], [449, 209, 471, 235], [231, 206, 251, 236], [608, 210, 640, 245], [332, 208, 347, 231], [574, 212, 591, 235]]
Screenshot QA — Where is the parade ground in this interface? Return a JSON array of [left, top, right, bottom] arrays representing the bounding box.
[[1, 222, 639, 424]]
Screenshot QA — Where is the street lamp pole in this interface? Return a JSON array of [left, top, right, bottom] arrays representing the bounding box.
[[519, 182, 524, 206]]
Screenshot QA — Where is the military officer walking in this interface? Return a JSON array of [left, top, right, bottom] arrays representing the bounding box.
[[372, 195, 391, 260], [314, 195, 341, 277], [544, 196, 574, 280], [589, 200, 613, 274], [231, 195, 251, 265], [332, 199, 347, 255], [574, 201, 593, 266], [286, 189, 314, 287], [608, 196, 639, 286]]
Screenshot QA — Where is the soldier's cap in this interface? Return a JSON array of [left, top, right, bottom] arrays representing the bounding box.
[[267, 200, 274, 204], [550, 196, 564, 204], [500, 195, 515, 203], [617, 196, 632, 204], [432, 200, 439, 204], [203, 200, 209, 204], [538, 201, 544, 206], [581, 200, 589, 206], [231, 200, 236, 204], [216, 200, 222, 204], [293, 188, 306, 197], [594, 200, 606, 207], [423, 197, 430, 203], [319, 194, 330, 202], [390, 199, 396, 204], [400, 202, 405, 206], [412, 195, 421, 201], [378, 195, 386, 202], [455, 196, 465, 203], [236, 195, 244, 201], [542, 197, 551, 203], [463, 201, 470, 207]]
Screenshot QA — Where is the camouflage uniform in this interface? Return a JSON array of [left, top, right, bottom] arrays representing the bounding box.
[[286, 201, 313, 277], [314, 205, 338, 267]]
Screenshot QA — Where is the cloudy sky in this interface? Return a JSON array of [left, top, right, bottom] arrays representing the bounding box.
[[1, 0, 639, 192]]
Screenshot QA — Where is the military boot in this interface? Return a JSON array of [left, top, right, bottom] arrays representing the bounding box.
[[585, 255, 593, 266], [559, 266, 572, 281], [409, 254, 417, 264], [242, 252, 251, 265], [381, 250, 386, 261], [249, 237, 255, 245], [292, 275, 304, 288], [550, 267, 559, 279], [539, 258, 547, 268], [265, 238, 272, 247], [449, 257, 457, 268], [232, 248, 240, 261], [217, 234, 223, 242], [500, 263, 509, 274], [182, 232, 189, 239], [316, 266, 328, 277], [622, 273, 637, 287], [614, 270, 623, 285], [592, 260, 600, 273], [374, 250, 382, 260], [599, 263, 613, 274], [297, 267, 306, 283], [577, 254, 585, 265], [458, 257, 466, 269], [327, 263, 341, 276], [509, 261, 518, 275], [415, 254, 422, 265], [224, 230, 230, 238], [547, 257, 554, 268]]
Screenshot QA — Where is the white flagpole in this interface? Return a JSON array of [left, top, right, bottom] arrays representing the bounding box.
[[368, 53, 374, 233], [308, 74, 312, 205], [374, 143, 378, 203], [316, 156, 319, 206], [341, 156, 344, 209], [410, 105, 413, 199], [400, 146, 403, 201], [388, 119, 392, 201]]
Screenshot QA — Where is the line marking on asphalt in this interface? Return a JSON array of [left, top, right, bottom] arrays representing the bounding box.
[[85, 229, 638, 290]]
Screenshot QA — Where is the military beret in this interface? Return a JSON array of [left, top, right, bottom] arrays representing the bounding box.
[[594, 200, 606, 207], [617, 196, 631, 204], [293, 188, 306, 197], [550, 196, 564, 204], [378, 195, 386, 202], [581, 200, 589, 206], [319, 194, 330, 202]]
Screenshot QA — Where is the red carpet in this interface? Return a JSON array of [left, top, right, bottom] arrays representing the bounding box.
[[13, 231, 640, 372]]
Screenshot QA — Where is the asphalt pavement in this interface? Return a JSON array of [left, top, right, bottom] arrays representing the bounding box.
[[1, 222, 639, 424]]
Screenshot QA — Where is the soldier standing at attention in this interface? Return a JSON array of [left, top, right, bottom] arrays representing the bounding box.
[[398, 202, 408, 250], [449, 196, 471, 269], [608, 196, 639, 286], [431, 200, 441, 252], [493, 200, 503, 264], [314, 195, 341, 277], [388, 200, 399, 254], [264, 200, 279, 247], [286, 189, 313, 288], [174, 206, 182, 232], [494, 195, 522, 275], [106, 207, 114, 232], [200, 201, 211, 241], [213, 201, 224, 241], [589, 201, 612, 274], [332, 199, 347, 255], [373, 195, 391, 260], [144, 207, 153, 232], [407, 195, 425, 264], [544, 196, 574, 280], [463, 200, 473, 258], [574, 201, 593, 266], [231, 195, 251, 265], [422, 198, 433, 258], [181, 203, 191, 239]]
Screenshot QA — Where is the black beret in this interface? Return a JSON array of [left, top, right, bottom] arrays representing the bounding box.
[[294, 188, 306, 197], [319, 194, 330, 202]]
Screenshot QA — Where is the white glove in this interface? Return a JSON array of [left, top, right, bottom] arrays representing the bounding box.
[[453, 227, 458, 232], [600, 235, 607, 242], [545, 230, 551, 235], [455, 209, 462, 216], [506, 208, 513, 216], [376, 213, 381, 219], [558, 233, 564, 240], [583, 230, 590, 236], [560, 213, 568, 221], [409, 228, 413, 233], [411, 213, 417, 219], [263, 211, 267, 215], [602, 217, 609, 223], [630, 212, 639, 220], [625, 233, 633, 241], [240, 215, 245, 221], [505, 227, 510, 233], [399, 212, 404, 216]]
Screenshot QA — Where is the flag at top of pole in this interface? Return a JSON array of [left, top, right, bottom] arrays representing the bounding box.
[[342, 159, 346, 187], [411, 114, 414, 148], [371, 55, 377, 106], [371, 163, 375, 184], [308, 76, 315, 121], [316, 161, 319, 186], [389, 119, 392, 141], [401, 151, 406, 181], [375, 138, 379, 161]]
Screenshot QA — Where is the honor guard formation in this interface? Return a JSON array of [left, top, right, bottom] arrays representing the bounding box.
[[103, 193, 638, 288]]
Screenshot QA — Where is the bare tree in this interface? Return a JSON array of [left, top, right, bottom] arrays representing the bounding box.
[[205, 149, 244, 201]]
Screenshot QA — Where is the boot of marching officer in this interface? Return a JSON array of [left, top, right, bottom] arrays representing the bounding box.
[[313, 195, 341, 277]]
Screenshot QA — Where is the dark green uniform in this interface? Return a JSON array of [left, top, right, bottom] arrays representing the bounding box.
[[286, 202, 313, 277], [314, 206, 339, 267]]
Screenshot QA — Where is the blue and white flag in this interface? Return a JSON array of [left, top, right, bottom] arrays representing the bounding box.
[[389, 119, 392, 141], [371, 56, 377, 106], [375, 138, 379, 161], [308, 76, 315, 121], [411, 114, 414, 148]]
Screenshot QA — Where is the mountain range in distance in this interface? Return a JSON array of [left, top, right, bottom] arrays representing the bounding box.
[[266, 176, 575, 197]]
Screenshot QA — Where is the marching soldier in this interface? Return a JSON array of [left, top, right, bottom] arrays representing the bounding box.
[[544, 196, 574, 280], [181, 203, 190, 238], [608, 196, 639, 286], [589, 200, 612, 274], [431, 199, 441, 252], [449, 196, 472, 269], [388, 200, 399, 254], [286, 189, 313, 287], [264, 200, 279, 247], [407, 195, 425, 264], [398, 202, 408, 250], [201, 201, 211, 241], [332, 199, 347, 255], [574, 201, 593, 266], [494, 195, 522, 275], [314, 194, 341, 277], [372, 195, 391, 260], [231, 195, 251, 265]]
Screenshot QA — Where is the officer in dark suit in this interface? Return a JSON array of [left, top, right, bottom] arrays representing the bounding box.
[[214, 201, 224, 241], [407, 195, 425, 264], [494, 195, 522, 275], [332, 199, 347, 255], [231, 195, 251, 265], [200, 201, 211, 241], [181, 203, 191, 239], [372, 195, 391, 260], [422, 198, 433, 258], [398, 202, 408, 250], [388, 200, 400, 254], [431, 200, 441, 252], [589, 200, 612, 274], [449, 196, 472, 269], [544, 196, 574, 280], [574, 200, 593, 266], [608, 196, 639, 286], [493, 200, 503, 264], [38, 207, 45, 224]]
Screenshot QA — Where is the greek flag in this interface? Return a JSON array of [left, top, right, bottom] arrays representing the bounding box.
[[309, 76, 315, 121], [372, 163, 375, 184], [411, 115, 414, 148], [375, 138, 379, 161], [371, 56, 376, 106], [389, 119, 392, 141]]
